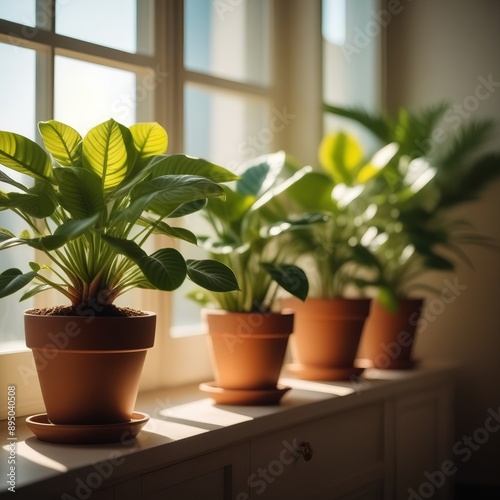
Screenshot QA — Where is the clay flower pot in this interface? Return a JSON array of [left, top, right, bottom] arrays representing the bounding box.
[[286, 298, 372, 380], [203, 309, 294, 391], [357, 298, 423, 369], [25, 311, 156, 425]]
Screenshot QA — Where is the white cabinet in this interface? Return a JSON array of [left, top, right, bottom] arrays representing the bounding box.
[[248, 404, 385, 499], [3, 366, 454, 500]]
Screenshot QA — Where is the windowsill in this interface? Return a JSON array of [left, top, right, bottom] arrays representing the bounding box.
[[0, 363, 456, 497]]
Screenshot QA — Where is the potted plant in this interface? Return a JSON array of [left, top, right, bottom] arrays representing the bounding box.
[[324, 102, 500, 369], [0, 118, 239, 441], [281, 134, 399, 380], [189, 151, 319, 404]]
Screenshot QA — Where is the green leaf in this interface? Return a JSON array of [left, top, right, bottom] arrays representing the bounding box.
[[318, 131, 364, 185], [236, 151, 286, 196], [27, 214, 99, 250], [129, 122, 168, 161], [150, 154, 238, 183], [186, 259, 240, 292], [0, 131, 53, 182], [139, 216, 198, 244], [20, 283, 52, 301], [101, 236, 188, 291], [0, 268, 37, 299], [38, 120, 82, 167], [82, 119, 137, 192], [323, 104, 393, 143], [0, 187, 56, 218], [101, 235, 147, 262], [54, 167, 105, 219], [132, 175, 225, 217], [0, 170, 28, 191], [259, 212, 329, 239], [206, 186, 255, 223], [285, 171, 337, 212], [167, 199, 208, 218], [139, 248, 187, 291], [261, 262, 309, 301]]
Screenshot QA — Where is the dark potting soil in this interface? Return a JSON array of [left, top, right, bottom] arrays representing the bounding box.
[[25, 304, 147, 317]]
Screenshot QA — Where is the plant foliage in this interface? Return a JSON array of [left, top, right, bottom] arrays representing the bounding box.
[[189, 151, 320, 312], [0, 119, 239, 307]]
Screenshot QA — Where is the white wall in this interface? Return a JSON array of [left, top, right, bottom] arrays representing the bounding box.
[[386, 0, 500, 487]]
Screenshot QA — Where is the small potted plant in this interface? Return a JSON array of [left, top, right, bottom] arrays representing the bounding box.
[[189, 151, 319, 405], [281, 133, 398, 380], [0, 118, 239, 441], [324, 102, 500, 369]]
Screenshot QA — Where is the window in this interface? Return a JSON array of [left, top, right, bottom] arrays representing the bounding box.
[[0, 0, 381, 417]]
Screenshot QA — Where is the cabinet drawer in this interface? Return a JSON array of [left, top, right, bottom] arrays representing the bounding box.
[[139, 443, 249, 500], [249, 404, 385, 500]]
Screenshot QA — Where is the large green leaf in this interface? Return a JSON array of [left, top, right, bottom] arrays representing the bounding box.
[[285, 171, 336, 212], [318, 131, 363, 185], [139, 215, 198, 244], [206, 186, 255, 223], [139, 249, 187, 291], [0, 268, 37, 298], [0, 131, 53, 182], [129, 122, 168, 161], [101, 235, 188, 291], [131, 175, 225, 218], [261, 262, 309, 301], [2, 187, 56, 218], [236, 151, 286, 196], [101, 234, 146, 262], [26, 214, 99, 250], [167, 199, 208, 218], [82, 119, 137, 192], [150, 154, 238, 183], [54, 167, 105, 219], [186, 259, 239, 292], [38, 120, 82, 167]]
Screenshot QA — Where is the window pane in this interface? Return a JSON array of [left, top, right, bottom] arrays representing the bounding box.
[[184, 85, 271, 170], [0, 0, 36, 26], [171, 85, 271, 332], [323, 0, 380, 147], [323, 0, 379, 108], [54, 56, 136, 133], [0, 42, 36, 346], [184, 0, 270, 86], [55, 0, 146, 54]]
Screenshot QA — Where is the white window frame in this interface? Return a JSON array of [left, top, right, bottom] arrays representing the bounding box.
[[0, 0, 328, 419]]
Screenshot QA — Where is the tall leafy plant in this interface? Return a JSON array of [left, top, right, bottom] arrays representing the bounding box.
[[283, 134, 398, 300], [0, 119, 239, 310], [189, 151, 321, 312], [322, 102, 500, 303]]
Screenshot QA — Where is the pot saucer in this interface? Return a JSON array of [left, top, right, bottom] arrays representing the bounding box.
[[355, 358, 419, 370], [285, 363, 364, 381], [199, 382, 291, 405], [26, 411, 149, 445]]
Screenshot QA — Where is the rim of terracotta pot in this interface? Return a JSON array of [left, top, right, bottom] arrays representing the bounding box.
[[284, 298, 372, 318], [202, 308, 294, 338], [24, 310, 156, 351]]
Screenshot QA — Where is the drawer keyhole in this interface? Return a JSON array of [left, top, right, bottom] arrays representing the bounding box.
[[298, 441, 313, 461]]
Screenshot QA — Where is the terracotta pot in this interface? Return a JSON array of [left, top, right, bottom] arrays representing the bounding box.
[[25, 311, 156, 425], [204, 309, 294, 390], [357, 298, 424, 369], [287, 298, 372, 370]]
